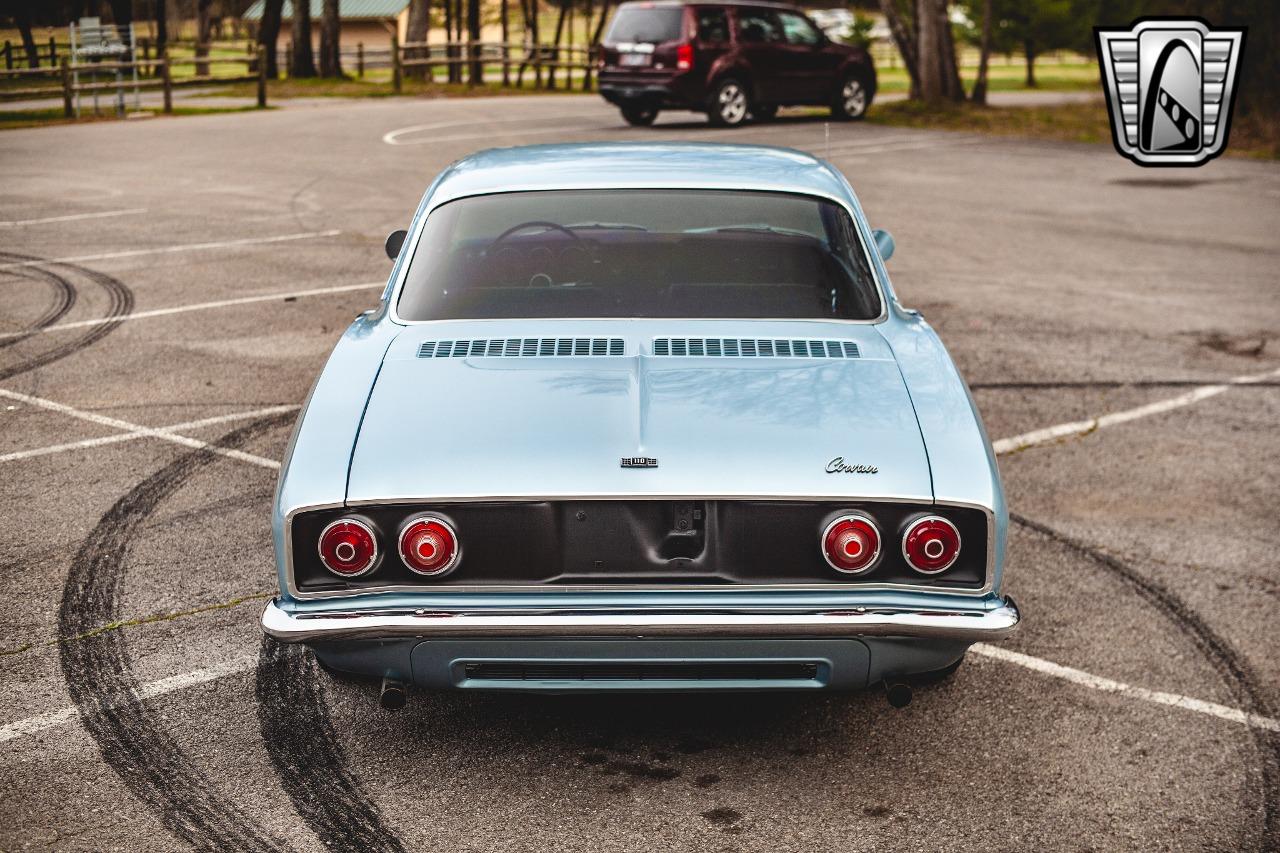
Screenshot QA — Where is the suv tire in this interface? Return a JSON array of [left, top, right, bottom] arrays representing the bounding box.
[[706, 77, 750, 127], [831, 71, 870, 120], [620, 105, 659, 126]]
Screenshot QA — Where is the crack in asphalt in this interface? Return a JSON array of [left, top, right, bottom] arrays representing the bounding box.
[[1011, 512, 1279, 850]]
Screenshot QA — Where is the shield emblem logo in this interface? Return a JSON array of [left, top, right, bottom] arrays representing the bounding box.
[[1095, 18, 1246, 167]]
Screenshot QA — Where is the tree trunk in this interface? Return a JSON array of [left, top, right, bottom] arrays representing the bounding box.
[[156, 0, 168, 60], [319, 0, 342, 76], [877, 0, 918, 100], [591, 0, 610, 43], [466, 0, 480, 84], [516, 0, 530, 84], [13, 1, 38, 68], [937, 0, 963, 102], [404, 0, 430, 80], [292, 0, 318, 77], [257, 0, 284, 78], [546, 0, 566, 88], [195, 0, 212, 75], [971, 0, 991, 104], [500, 0, 509, 85], [107, 0, 133, 60], [1024, 40, 1036, 87], [915, 0, 941, 102]]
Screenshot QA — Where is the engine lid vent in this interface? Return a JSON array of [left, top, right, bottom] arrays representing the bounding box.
[[418, 338, 625, 358], [652, 338, 859, 359]]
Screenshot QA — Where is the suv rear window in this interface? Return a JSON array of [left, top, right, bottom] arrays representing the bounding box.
[[396, 190, 882, 321], [606, 5, 685, 43]]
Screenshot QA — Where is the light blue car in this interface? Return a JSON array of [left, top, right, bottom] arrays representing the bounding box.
[[262, 142, 1020, 708]]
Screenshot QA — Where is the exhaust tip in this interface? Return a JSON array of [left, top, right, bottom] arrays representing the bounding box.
[[380, 677, 407, 711], [885, 681, 913, 709]]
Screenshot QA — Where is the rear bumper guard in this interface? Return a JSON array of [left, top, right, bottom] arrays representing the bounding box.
[[262, 597, 1020, 644]]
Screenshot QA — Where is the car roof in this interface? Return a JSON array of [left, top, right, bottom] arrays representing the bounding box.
[[425, 143, 853, 209]]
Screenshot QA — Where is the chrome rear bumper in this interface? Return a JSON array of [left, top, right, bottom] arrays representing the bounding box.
[[261, 597, 1020, 644]]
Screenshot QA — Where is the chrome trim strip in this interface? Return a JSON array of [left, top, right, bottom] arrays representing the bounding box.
[[262, 597, 1020, 644], [281, 498, 998, 600]]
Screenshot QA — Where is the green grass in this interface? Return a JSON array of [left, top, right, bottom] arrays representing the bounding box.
[[211, 71, 590, 100], [874, 59, 1101, 95], [867, 98, 1279, 159]]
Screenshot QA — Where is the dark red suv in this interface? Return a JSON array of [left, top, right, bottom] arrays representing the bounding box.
[[598, 0, 876, 127]]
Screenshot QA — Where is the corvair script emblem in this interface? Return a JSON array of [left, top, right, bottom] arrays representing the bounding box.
[[621, 457, 659, 468], [826, 457, 879, 474]]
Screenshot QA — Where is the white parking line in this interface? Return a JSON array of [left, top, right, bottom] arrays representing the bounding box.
[[0, 404, 298, 464], [971, 644, 1280, 732], [0, 654, 257, 744], [0, 208, 148, 228], [382, 113, 604, 145], [1, 365, 1278, 747], [992, 366, 1280, 455], [0, 230, 341, 272], [0, 388, 283, 469], [0, 281, 383, 340]]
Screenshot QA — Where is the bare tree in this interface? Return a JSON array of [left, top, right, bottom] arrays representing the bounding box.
[[404, 0, 430, 81], [9, 0, 39, 68], [257, 0, 285, 78], [319, 0, 342, 76], [195, 0, 212, 76], [292, 0, 318, 77], [155, 0, 168, 60], [466, 0, 480, 84], [545, 0, 567, 88], [971, 0, 991, 105], [877, 0, 918, 100], [913, 0, 961, 103]]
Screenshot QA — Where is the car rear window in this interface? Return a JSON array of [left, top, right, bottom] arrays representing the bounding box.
[[606, 5, 685, 43], [396, 190, 883, 321]]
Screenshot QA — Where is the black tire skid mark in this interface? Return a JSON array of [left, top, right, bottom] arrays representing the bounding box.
[[256, 638, 409, 853], [1012, 513, 1279, 849], [0, 265, 77, 350], [0, 250, 133, 382], [58, 413, 295, 853]]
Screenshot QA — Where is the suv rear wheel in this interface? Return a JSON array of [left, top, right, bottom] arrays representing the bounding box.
[[706, 78, 750, 127], [831, 72, 870, 120], [620, 105, 659, 127]]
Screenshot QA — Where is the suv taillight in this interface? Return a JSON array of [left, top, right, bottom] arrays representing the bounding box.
[[677, 43, 694, 70]]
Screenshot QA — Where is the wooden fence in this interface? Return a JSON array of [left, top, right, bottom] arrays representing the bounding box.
[[0, 46, 268, 116], [389, 37, 598, 91]]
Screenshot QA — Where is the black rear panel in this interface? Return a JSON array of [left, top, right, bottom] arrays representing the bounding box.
[[291, 501, 989, 593]]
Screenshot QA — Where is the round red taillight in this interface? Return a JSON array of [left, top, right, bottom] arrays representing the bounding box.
[[902, 516, 961, 574], [821, 513, 881, 574], [317, 518, 378, 577], [399, 516, 460, 576]]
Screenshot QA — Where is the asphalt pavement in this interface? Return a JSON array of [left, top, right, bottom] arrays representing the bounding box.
[[0, 93, 1277, 852]]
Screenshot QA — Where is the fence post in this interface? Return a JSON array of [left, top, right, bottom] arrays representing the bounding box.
[[161, 55, 173, 114], [3, 41, 11, 71], [285, 41, 292, 76], [357, 42, 364, 78], [257, 45, 267, 108], [391, 33, 402, 93], [60, 57, 73, 118], [49, 36, 58, 66]]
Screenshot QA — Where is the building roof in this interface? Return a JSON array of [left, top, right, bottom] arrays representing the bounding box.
[[242, 0, 408, 21], [425, 142, 854, 210]]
